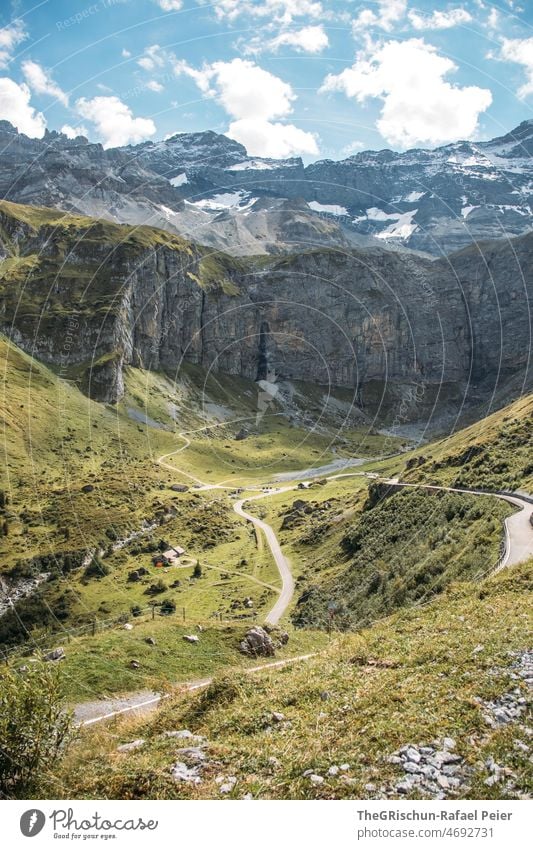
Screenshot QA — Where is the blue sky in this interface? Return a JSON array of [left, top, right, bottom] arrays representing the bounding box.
[[0, 0, 532, 160]]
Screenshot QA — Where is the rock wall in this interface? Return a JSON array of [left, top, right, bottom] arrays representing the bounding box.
[[1, 203, 532, 414]]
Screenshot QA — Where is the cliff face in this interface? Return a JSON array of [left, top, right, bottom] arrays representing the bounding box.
[[0, 201, 531, 414]]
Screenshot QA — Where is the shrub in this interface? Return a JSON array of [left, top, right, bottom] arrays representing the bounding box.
[[160, 598, 176, 615], [193, 561, 202, 579], [145, 579, 167, 596], [0, 662, 74, 797], [83, 556, 110, 580]]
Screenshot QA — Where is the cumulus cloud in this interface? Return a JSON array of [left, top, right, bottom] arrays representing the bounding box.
[[76, 96, 156, 148], [157, 0, 183, 10], [0, 77, 46, 137], [146, 80, 164, 91], [22, 60, 69, 106], [61, 123, 88, 139], [175, 57, 318, 156], [320, 39, 492, 148], [247, 24, 329, 54], [227, 118, 318, 156], [354, 0, 407, 33], [199, 0, 323, 24], [0, 20, 27, 69], [498, 37, 533, 98], [408, 8, 473, 30], [137, 44, 166, 71]]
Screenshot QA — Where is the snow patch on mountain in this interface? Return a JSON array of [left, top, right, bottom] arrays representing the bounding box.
[[308, 201, 349, 216], [169, 173, 188, 186]]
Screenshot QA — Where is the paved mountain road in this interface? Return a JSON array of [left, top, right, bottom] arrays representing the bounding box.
[[72, 443, 533, 729], [234, 490, 295, 626]]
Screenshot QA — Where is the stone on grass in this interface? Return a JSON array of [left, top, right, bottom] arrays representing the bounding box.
[[44, 647, 65, 662], [239, 625, 275, 657], [171, 761, 202, 784], [183, 634, 199, 644], [117, 739, 145, 752]]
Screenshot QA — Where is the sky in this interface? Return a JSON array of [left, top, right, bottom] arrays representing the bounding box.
[[0, 0, 532, 161]]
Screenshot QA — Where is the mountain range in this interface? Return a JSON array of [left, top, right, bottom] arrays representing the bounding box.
[[2, 118, 533, 257]]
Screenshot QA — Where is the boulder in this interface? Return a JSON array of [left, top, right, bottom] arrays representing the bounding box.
[[234, 428, 248, 441], [123, 623, 133, 630], [183, 634, 200, 644], [117, 739, 145, 752], [145, 636, 156, 645], [129, 659, 140, 669], [239, 625, 275, 657], [44, 647, 65, 662], [170, 484, 189, 492], [128, 570, 140, 582]]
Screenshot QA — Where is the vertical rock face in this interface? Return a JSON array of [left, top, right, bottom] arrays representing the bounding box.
[[0, 201, 532, 414]]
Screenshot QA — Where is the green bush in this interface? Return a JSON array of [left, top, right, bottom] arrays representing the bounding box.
[[83, 556, 110, 580], [0, 662, 74, 798]]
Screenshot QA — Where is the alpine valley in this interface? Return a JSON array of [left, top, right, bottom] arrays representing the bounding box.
[[0, 120, 532, 803]]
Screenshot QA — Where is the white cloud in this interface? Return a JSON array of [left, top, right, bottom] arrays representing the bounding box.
[[61, 123, 88, 139], [354, 0, 407, 33], [146, 80, 164, 91], [498, 37, 533, 98], [76, 96, 156, 148], [157, 0, 183, 10], [0, 77, 46, 137], [21, 60, 69, 106], [227, 118, 318, 156], [175, 57, 318, 156], [176, 58, 295, 119], [259, 25, 329, 54], [121, 48, 131, 58], [199, 0, 323, 24], [408, 8, 473, 30], [0, 20, 27, 69], [487, 8, 500, 29], [137, 44, 166, 71], [320, 39, 492, 148], [341, 140, 365, 156]]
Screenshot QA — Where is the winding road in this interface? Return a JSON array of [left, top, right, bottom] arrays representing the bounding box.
[[234, 491, 295, 625], [70, 434, 533, 728], [157, 424, 533, 626]]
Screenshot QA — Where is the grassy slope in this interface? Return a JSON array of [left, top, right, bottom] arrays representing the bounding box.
[[382, 392, 533, 493], [57, 621, 329, 704], [0, 334, 397, 657], [49, 559, 532, 800]]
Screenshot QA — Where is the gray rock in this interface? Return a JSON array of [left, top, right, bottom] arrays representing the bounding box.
[[171, 761, 202, 783], [239, 626, 276, 657], [183, 634, 200, 643], [44, 647, 65, 662], [117, 739, 145, 752], [176, 747, 207, 763]]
